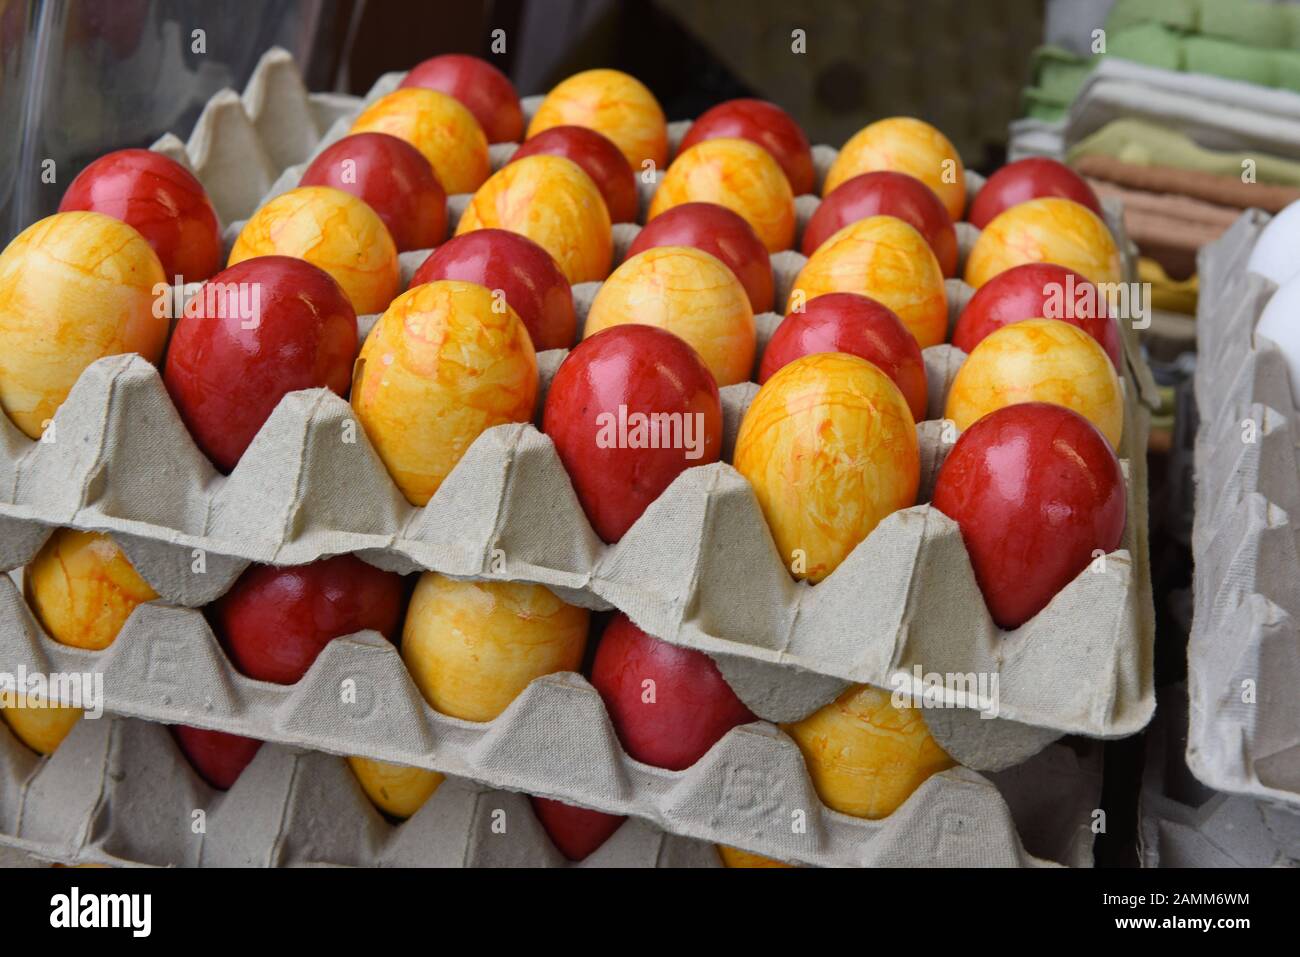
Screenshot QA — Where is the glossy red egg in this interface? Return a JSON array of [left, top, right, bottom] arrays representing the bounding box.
[[409, 229, 576, 351], [300, 132, 447, 251], [590, 613, 756, 771], [952, 261, 1122, 369], [58, 148, 221, 281], [759, 292, 928, 421], [214, 555, 407, 686], [510, 125, 638, 223], [399, 53, 523, 143], [801, 171, 958, 276], [529, 797, 626, 862], [543, 325, 722, 543], [967, 157, 1103, 230], [172, 725, 263, 790], [679, 98, 815, 196], [624, 202, 774, 314], [163, 256, 357, 473], [931, 402, 1126, 630]]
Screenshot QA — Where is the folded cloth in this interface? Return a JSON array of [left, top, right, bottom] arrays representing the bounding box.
[[1074, 154, 1300, 212], [1087, 178, 1238, 279]]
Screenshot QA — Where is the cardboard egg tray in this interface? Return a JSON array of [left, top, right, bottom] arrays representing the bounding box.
[[0, 48, 1155, 866], [1187, 210, 1300, 810]]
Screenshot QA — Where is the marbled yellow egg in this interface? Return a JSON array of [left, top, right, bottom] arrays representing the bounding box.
[[0, 211, 167, 438], [784, 684, 955, 819], [402, 575, 590, 723], [347, 755, 444, 819], [824, 117, 966, 221], [351, 280, 538, 506], [964, 197, 1122, 289], [350, 87, 490, 195], [734, 353, 920, 583], [717, 846, 795, 868], [0, 698, 83, 756], [788, 215, 947, 349], [944, 318, 1124, 449], [583, 245, 755, 386], [456, 155, 612, 284], [229, 186, 399, 315], [527, 68, 668, 170], [648, 138, 795, 253], [25, 529, 158, 651]]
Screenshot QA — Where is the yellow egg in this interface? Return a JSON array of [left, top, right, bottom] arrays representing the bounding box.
[[401, 575, 589, 723], [0, 696, 82, 755], [0, 211, 167, 438], [788, 215, 947, 348], [964, 197, 1122, 289], [25, 529, 158, 651], [824, 117, 967, 221], [350, 88, 490, 195], [527, 68, 668, 170], [229, 186, 399, 315], [583, 245, 755, 386], [648, 138, 796, 253], [456, 155, 612, 284], [783, 684, 955, 819], [346, 755, 444, 819], [945, 318, 1124, 448], [734, 353, 920, 583], [351, 280, 537, 507], [717, 846, 795, 868]]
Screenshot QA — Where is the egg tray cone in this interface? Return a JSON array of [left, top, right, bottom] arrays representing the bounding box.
[[0, 714, 720, 867], [1187, 210, 1300, 811]]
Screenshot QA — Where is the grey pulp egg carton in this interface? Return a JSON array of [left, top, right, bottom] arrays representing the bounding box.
[[1188, 210, 1300, 810], [0, 47, 1154, 866]]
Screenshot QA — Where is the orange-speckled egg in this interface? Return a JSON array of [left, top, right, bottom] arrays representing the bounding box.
[[350, 87, 490, 195], [526, 68, 668, 171], [964, 197, 1122, 289], [945, 318, 1124, 448], [25, 529, 158, 651], [734, 353, 920, 583], [783, 684, 955, 819], [788, 216, 947, 349], [347, 755, 444, 819], [824, 117, 967, 221], [717, 846, 795, 868], [352, 280, 537, 506], [583, 246, 755, 386], [0, 211, 167, 439], [648, 138, 795, 253], [401, 574, 590, 723], [0, 697, 83, 755], [456, 155, 612, 284], [229, 186, 399, 315]]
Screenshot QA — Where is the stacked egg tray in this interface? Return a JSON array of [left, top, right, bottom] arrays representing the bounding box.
[[1188, 210, 1300, 810], [0, 48, 1157, 867]]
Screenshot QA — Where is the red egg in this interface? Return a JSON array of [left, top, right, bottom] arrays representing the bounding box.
[[163, 256, 357, 473], [300, 132, 447, 251], [759, 292, 927, 421], [952, 261, 1122, 369], [529, 797, 626, 862], [679, 99, 815, 196], [214, 555, 407, 686], [931, 402, 1126, 630], [509, 125, 638, 223], [543, 325, 722, 543], [591, 613, 755, 771], [624, 202, 774, 314], [967, 157, 1103, 230], [58, 148, 221, 281], [409, 229, 576, 351], [801, 171, 958, 276], [399, 53, 523, 143], [172, 725, 263, 790]]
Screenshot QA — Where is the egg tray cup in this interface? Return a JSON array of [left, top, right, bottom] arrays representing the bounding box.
[[1187, 210, 1300, 811], [0, 48, 1155, 866]]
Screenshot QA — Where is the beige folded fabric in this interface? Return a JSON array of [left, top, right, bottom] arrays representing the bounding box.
[[1088, 179, 1239, 278], [1075, 154, 1300, 213]]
